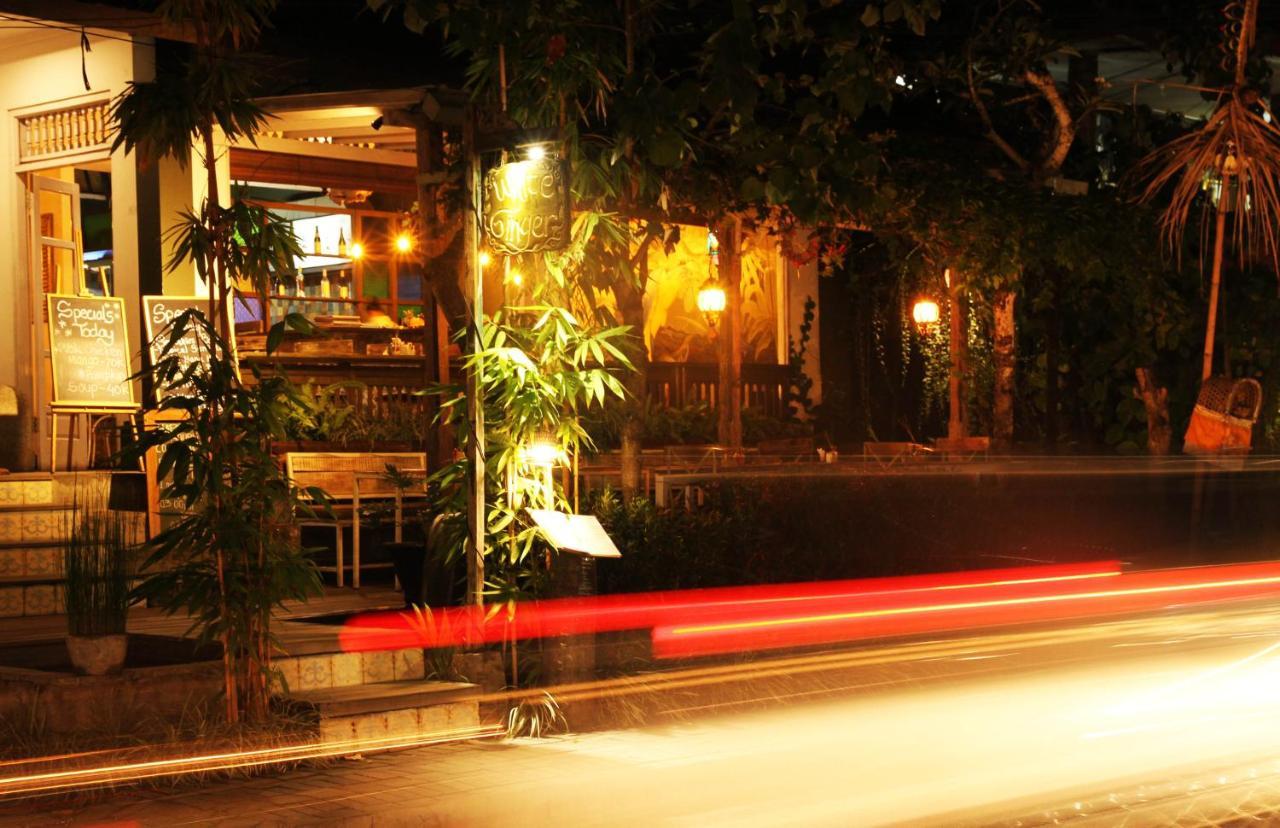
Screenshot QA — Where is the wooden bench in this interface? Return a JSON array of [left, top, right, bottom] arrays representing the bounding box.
[[285, 452, 428, 588]]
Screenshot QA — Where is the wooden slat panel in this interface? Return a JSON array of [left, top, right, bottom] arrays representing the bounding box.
[[229, 148, 416, 196]]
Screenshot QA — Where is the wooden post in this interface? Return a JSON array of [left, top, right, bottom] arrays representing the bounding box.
[[413, 122, 446, 465], [463, 108, 485, 608], [1202, 204, 1227, 381], [716, 218, 743, 451]]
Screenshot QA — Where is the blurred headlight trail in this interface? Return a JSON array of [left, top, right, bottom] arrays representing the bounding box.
[[338, 560, 1122, 654], [336, 559, 1280, 661]]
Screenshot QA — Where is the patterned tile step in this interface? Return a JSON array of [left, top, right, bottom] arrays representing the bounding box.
[[0, 546, 63, 579], [276, 647, 427, 692], [0, 507, 74, 545], [0, 479, 53, 507], [0, 583, 65, 618]]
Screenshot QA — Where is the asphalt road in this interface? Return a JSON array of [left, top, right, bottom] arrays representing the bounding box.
[[11, 597, 1280, 826]]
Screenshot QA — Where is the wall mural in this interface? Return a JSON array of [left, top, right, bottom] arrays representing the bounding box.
[[643, 225, 780, 364]]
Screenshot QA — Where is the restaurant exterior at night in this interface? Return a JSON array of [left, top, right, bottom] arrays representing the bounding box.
[[0, 3, 821, 620]]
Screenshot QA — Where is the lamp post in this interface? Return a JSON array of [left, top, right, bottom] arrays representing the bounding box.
[[1202, 143, 1240, 381]]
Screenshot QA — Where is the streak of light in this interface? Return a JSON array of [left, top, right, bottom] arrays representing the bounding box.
[[653, 561, 1280, 658], [0, 725, 503, 800], [338, 561, 1123, 655]]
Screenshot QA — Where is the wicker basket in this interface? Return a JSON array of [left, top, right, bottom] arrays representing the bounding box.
[[1183, 377, 1263, 455]]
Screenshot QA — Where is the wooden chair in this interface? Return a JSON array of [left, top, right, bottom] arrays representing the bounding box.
[[285, 451, 427, 588], [862, 441, 932, 468], [932, 436, 991, 461], [756, 436, 817, 463]]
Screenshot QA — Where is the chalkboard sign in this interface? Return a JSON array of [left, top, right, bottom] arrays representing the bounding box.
[[46, 294, 136, 410], [142, 296, 213, 400]]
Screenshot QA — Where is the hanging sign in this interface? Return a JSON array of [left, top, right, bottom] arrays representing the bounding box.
[[482, 157, 570, 255], [46, 294, 137, 410], [142, 296, 217, 400]]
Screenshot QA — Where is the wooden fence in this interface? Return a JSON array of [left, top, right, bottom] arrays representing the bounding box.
[[645, 362, 789, 416]]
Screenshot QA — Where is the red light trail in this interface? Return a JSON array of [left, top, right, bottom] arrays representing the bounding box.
[[336, 559, 1280, 660]]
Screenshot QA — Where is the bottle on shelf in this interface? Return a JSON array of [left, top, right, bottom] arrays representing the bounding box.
[[295, 268, 306, 297], [337, 229, 347, 258], [313, 226, 322, 256], [320, 269, 331, 298]]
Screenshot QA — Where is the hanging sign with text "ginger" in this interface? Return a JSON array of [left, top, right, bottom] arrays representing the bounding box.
[[482, 157, 570, 255]]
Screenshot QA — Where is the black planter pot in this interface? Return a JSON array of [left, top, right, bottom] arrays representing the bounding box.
[[382, 542, 427, 607]]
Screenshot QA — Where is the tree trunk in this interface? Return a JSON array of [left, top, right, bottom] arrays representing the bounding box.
[[947, 270, 968, 441], [1135, 367, 1172, 455], [716, 219, 743, 451], [616, 277, 647, 499], [1044, 269, 1062, 453], [992, 290, 1017, 450]]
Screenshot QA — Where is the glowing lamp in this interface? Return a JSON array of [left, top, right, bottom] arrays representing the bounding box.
[[698, 282, 727, 316], [349, 242, 364, 260], [525, 144, 548, 161], [509, 271, 524, 287], [524, 433, 561, 467], [478, 251, 492, 268], [912, 298, 940, 334], [394, 233, 413, 253]]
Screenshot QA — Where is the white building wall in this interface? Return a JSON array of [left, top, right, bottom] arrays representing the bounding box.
[[0, 26, 148, 469]]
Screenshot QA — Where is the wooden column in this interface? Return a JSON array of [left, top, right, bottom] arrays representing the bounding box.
[[716, 218, 743, 451], [463, 107, 485, 608]]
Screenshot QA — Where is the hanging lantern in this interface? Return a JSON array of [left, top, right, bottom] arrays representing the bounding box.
[[1202, 143, 1243, 213], [912, 298, 941, 334], [699, 229, 726, 329], [698, 280, 727, 318]]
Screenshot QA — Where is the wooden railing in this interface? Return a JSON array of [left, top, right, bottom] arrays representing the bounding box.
[[646, 362, 788, 417], [18, 101, 111, 163], [240, 353, 789, 425]]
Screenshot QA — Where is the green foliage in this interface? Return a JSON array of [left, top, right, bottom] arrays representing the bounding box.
[[587, 401, 811, 450], [112, 0, 321, 726], [426, 306, 631, 608], [127, 310, 324, 718], [505, 692, 566, 739], [63, 511, 137, 637]]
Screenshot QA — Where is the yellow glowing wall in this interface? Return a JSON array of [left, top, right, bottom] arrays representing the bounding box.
[[642, 225, 780, 363]]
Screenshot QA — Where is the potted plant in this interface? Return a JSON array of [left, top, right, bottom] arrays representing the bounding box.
[[63, 510, 135, 675]]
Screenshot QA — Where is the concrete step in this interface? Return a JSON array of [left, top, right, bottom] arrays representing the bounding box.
[[287, 678, 479, 743]]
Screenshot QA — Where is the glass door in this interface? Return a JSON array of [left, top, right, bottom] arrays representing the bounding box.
[[26, 174, 84, 469]]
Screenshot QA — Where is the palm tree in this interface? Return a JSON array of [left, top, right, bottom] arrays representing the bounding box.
[[1137, 0, 1280, 381]]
